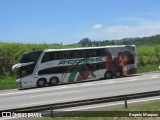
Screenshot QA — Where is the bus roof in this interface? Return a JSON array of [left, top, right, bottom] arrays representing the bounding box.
[[44, 45, 135, 52]]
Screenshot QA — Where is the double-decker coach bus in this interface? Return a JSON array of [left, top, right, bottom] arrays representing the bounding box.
[[12, 45, 137, 89]]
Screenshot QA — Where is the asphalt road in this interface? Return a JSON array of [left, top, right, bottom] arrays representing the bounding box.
[[0, 71, 160, 111]]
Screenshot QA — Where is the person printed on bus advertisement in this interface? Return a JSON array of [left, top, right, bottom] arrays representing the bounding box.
[[106, 50, 135, 75]]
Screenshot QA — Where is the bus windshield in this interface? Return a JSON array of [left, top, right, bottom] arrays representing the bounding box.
[[16, 63, 35, 79], [19, 51, 42, 63]]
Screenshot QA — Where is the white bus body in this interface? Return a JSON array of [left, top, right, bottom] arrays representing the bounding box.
[[13, 45, 137, 89]]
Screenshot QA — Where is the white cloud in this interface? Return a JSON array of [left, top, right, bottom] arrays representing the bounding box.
[[92, 24, 103, 30], [105, 23, 160, 39], [75, 18, 160, 40]]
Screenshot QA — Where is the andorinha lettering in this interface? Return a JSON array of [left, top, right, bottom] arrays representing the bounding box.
[[58, 57, 103, 65]]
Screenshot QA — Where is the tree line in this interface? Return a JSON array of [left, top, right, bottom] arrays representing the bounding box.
[[78, 34, 160, 46]]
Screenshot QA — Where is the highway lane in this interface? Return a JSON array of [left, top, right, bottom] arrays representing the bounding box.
[[0, 71, 159, 111]]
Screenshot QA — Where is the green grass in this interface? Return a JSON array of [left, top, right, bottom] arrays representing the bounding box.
[[37, 101, 160, 120], [0, 76, 16, 90], [137, 45, 160, 66], [137, 64, 160, 73], [116, 101, 160, 111]]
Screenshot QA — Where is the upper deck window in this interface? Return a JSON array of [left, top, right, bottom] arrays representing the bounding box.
[[20, 51, 42, 63], [41, 48, 106, 63]]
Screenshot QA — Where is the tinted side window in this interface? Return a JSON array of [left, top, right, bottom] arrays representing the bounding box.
[[41, 52, 58, 63], [42, 52, 52, 63], [38, 66, 68, 75], [97, 48, 106, 56], [58, 51, 73, 59], [41, 48, 106, 63], [86, 49, 92, 57], [73, 50, 81, 58]]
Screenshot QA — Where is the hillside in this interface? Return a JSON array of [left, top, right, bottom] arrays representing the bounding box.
[[78, 34, 160, 46]]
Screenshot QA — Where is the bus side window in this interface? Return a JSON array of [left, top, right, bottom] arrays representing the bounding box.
[[58, 52, 65, 59], [53, 52, 58, 60], [80, 50, 86, 58], [86, 50, 90, 57], [69, 51, 74, 59], [65, 51, 71, 59], [42, 52, 51, 63], [86, 49, 94, 57], [73, 51, 80, 58], [95, 49, 105, 57], [93, 50, 97, 57]]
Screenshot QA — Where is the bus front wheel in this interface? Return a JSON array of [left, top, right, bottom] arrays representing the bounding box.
[[49, 77, 59, 86], [37, 78, 47, 87]]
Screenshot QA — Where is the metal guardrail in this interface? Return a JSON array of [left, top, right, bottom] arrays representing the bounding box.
[[0, 90, 160, 117]]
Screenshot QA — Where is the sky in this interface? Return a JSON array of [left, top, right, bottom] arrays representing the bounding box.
[[1, 0, 160, 45]]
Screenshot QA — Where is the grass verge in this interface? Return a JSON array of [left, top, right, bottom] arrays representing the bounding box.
[[0, 76, 16, 90], [137, 64, 159, 73]]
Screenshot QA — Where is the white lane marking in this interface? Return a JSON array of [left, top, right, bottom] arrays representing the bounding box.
[[81, 83, 93, 87], [128, 97, 160, 103], [0, 117, 20, 120], [0, 86, 72, 96], [0, 89, 17, 93], [150, 75, 159, 78], [87, 76, 160, 86], [59, 97, 160, 111], [62, 102, 124, 111], [18, 97, 86, 107], [0, 75, 159, 97], [31, 90, 80, 97]]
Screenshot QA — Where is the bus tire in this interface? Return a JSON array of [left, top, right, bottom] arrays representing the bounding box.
[[114, 70, 122, 78], [37, 78, 47, 87], [104, 71, 113, 79], [49, 77, 59, 86]]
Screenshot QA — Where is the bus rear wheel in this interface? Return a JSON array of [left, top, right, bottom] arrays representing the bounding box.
[[114, 70, 122, 78], [37, 78, 47, 87], [104, 71, 113, 79], [49, 77, 59, 86]]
